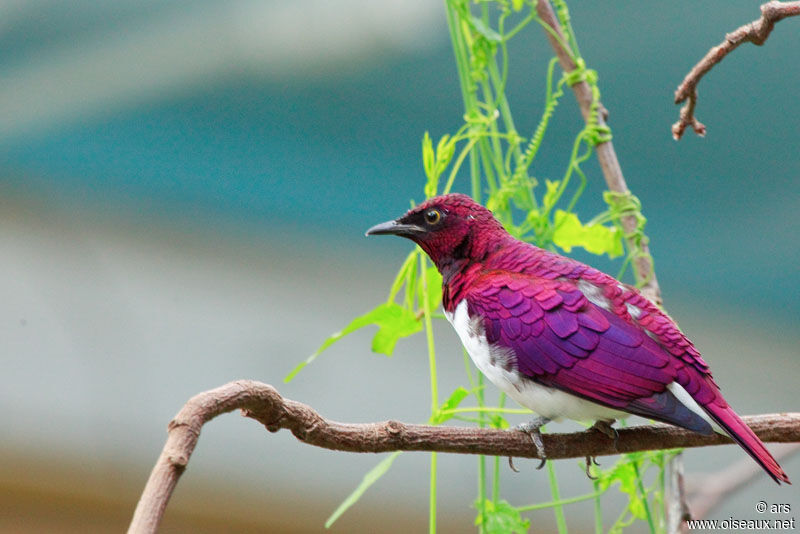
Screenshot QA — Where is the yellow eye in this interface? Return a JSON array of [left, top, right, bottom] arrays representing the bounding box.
[[424, 209, 441, 225]]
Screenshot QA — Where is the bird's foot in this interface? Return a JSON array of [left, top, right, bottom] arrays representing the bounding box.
[[584, 456, 600, 479], [515, 416, 550, 469], [590, 419, 619, 449]]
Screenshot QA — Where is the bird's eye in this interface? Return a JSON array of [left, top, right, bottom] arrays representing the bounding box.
[[424, 209, 441, 225]]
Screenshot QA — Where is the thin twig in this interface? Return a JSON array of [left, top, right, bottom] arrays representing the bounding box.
[[672, 1, 800, 140], [534, 0, 662, 305], [128, 379, 800, 533], [686, 443, 800, 519]]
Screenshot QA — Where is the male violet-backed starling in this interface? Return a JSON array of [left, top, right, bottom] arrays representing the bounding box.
[[366, 193, 789, 484]]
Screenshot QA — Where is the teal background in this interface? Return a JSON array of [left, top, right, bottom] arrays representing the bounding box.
[[2, 2, 798, 317]]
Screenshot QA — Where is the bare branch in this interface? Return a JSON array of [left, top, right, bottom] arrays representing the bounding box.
[[534, 0, 662, 305], [128, 379, 800, 533], [687, 443, 800, 519], [672, 1, 800, 140]]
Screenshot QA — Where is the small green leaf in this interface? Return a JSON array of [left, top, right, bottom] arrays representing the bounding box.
[[325, 452, 402, 528], [424, 134, 455, 198], [511, 0, 524, 11], [552, 209, 623, 258], [470, 16, 502, 43], [284, 303, 421, 382], [474, 499, 530, 534], [370, 304, 424, 355], [435, 134, 456, 177], [430, 387, 470, 424], [489, 414, 509, 429], [594, 456, 648, 522], [595, 456, 634, 492], [422, 131, 435, 181]]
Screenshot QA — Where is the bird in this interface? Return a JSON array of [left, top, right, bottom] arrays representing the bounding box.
[[366, 192, 789, 484]]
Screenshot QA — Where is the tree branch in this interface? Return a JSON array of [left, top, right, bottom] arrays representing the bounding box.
[[128, 379, 800, 533], [686, 443, 800, 519], [672, 1, 800, 140], [534, 0, 662, 305]]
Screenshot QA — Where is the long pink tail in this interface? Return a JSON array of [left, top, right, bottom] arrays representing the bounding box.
[[703, 401, 790, 484]]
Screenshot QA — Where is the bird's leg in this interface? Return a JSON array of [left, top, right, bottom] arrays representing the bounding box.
[[515, 416, 551, 469], [590, 419, 619, 449], [583, 420, 617, 474]]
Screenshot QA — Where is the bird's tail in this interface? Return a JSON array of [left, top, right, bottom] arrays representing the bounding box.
[[703, 401, 790, 484]]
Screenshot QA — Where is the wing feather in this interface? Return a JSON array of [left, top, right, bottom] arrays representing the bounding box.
[[466, 272, 715, 431]]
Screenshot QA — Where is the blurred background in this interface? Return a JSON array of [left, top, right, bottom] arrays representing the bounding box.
[[1, 0, 798, 532]]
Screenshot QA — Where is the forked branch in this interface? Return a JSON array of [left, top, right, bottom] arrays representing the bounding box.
[[672, 1, 800, 140], [128, 380, 800, 533]]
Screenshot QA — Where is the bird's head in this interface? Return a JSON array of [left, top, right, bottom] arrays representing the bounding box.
[[366, 193, 509, 271]]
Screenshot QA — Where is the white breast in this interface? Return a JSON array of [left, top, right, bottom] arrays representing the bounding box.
[[445, 300, 625, 423]]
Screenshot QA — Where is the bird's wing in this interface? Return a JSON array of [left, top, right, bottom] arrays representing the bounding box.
[[465, 271, 717, 433], [494, 243, 714, 381]]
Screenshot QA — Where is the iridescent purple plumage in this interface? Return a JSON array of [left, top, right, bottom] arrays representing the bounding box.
[[367, 193, 789, 484]]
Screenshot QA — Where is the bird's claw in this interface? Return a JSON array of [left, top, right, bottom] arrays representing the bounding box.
[[579, 422, 614, 479], [535, 457, 546, 470], [584, 456, 599, 479], [515, 416, 550, 469], [508, 456, 520, 473]]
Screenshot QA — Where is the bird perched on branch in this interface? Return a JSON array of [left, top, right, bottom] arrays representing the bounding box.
[[366, 193, 789, 484]]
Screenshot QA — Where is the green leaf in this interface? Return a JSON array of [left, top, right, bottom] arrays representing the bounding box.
[[594, 456, 649, 523], [435, 134, 456, 177], [430, 386, 470, 424], [284, 303, 421, 382], [595, 456, 633, 492], [474, 499, 530, 534], [423, 132, 435, 184], [489, 413, 509, 429], [424, 134, 456, 198], [511, 0, 524, 11], [470, 16, 502, 43], [369, 303, 424, 355], [325, 452, 402, 528], [552, 209, 623, 258]]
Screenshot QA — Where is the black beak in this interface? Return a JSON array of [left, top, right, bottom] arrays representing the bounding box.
[[365, 219, 424, 237]]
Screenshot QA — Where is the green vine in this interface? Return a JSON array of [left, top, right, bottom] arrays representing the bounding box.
[[287, 1, 667, 532], [601, 190, 655, 287]]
